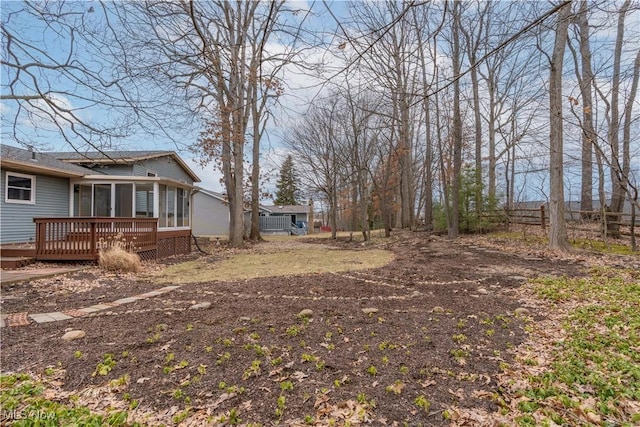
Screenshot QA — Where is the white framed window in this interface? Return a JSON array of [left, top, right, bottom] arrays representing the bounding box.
[[5, 172, 35, 204]]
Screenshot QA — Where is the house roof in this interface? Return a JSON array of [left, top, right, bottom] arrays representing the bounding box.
[[52, 150, 200, 182], [195, 187, 228, 203], [1, 144, 93, 178], [261, 204, 310, 214]]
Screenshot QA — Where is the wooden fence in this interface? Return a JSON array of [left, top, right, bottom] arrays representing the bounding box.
[[505, 207, 639, 237]]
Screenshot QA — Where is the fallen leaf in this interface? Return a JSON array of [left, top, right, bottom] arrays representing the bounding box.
[[448, 388, 465, 400], [291, 371, 308, 381]]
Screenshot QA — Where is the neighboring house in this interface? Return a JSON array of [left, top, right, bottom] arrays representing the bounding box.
[[260, 204, 310, 223], [192, 188, 234, 236], [0, 144, 200, 260], [260, 204, 311, 235]]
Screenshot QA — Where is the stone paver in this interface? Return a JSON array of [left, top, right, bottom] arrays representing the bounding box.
[[1, 284, 183, 328], [62, 309, 89, 318], [49, 312, 74, 321], [87, 304, 117, 310], [112, 297, 141, 304], [4, 312, 30, 327], [77, 307, 101, 314], [29, 313, 58, 323]]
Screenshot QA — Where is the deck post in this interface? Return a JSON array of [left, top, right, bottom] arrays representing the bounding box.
[[90, 221, 97, 259]]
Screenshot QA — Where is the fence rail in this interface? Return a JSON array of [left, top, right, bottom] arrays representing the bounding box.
[[504, 207, 639, 237], [34, 217, 158, 261]]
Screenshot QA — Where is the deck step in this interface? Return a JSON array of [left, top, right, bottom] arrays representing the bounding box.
[[1, 257, 36, 269]]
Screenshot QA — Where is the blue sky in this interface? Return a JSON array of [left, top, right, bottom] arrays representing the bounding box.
[[1, 1, 349, 196], [2, 1, 638, 204]]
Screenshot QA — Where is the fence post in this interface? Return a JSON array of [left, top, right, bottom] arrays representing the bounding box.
[[540, 205, 546, 229]]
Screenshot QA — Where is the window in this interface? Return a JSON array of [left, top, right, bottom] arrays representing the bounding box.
[[167, 187, 175, 227], [115, 184, 133, 217], [158, 184, 189, 228], [159, 184, 167, 227], [176, 188, 190, 227], [5, 172, 35, 204], [94, 184, 111, 216], [135, 183, 154, 218], [73, 184, 92, 216]]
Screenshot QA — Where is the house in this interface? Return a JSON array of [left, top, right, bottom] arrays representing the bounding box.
[[1, 144, 200, 261], [191, 187, 253, 237], [259, 204, 311, 235]]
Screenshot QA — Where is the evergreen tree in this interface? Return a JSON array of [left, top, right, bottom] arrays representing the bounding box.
[[274, 155, 301, 205]]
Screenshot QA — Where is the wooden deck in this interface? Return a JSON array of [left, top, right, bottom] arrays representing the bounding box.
[[33, 217, 191, 261]]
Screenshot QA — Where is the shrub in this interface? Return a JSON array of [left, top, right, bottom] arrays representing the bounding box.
[[98, 234, 141, 273]]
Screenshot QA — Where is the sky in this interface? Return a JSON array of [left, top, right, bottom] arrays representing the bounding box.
[[0, 0, 349, 198], [2, 1, 638, 205]]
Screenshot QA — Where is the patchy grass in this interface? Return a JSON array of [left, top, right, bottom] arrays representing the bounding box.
[[155, 246, 394, 284], [570, 238, 637, 255], [489, 229, 639, 256], [504, 267, 640, 426], [0, 372, 132, 426]]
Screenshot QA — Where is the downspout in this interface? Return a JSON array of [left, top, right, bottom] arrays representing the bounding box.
[[189, 187, 208, 254]]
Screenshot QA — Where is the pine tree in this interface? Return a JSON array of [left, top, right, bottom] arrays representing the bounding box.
[[274, 155, 301, 205]]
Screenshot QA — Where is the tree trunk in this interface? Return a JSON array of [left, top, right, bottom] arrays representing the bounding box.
[[548, 1, 571, 251], [249, 81, 263, 241], [577, 0, 594, 217], [607, 0, 630, 237], [622, 49, 640, 249], [449, 0, 462, 239]]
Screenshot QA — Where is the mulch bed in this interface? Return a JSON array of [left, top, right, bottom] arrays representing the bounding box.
[[1, 233, 588, 425]]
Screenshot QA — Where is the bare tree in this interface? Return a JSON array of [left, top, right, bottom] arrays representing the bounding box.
[[460, 1, 489, 217], [1, 1, 156, 150], [285, 96, 343, 239], [595, 0, 637, 237], [548, 1, 572, 250], [115, 1, 303, 247], [448, 0, 463, 239], [570, 0, 596, 217], [347, 0, 419, 230]]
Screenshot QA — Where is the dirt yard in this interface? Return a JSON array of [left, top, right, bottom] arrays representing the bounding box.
[[0, 231, 632, 426]]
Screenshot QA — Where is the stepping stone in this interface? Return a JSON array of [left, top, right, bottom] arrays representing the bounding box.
[[477, 288, 488, 295], [112, 297, 140, 305], [29, 312, 73, 323], [361, 308, 379, 315]]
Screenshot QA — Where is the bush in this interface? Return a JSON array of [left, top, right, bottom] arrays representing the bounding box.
[[98, 234, 141, 273], [432, 166, 506, 234]]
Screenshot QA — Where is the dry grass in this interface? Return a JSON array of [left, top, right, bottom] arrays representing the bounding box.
[[154, 244, 393, 284], [98, 246, 142, 273]]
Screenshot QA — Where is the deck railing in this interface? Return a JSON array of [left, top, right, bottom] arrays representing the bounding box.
[[34, 217, 158, 261], [259, 215, 293, 232]]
